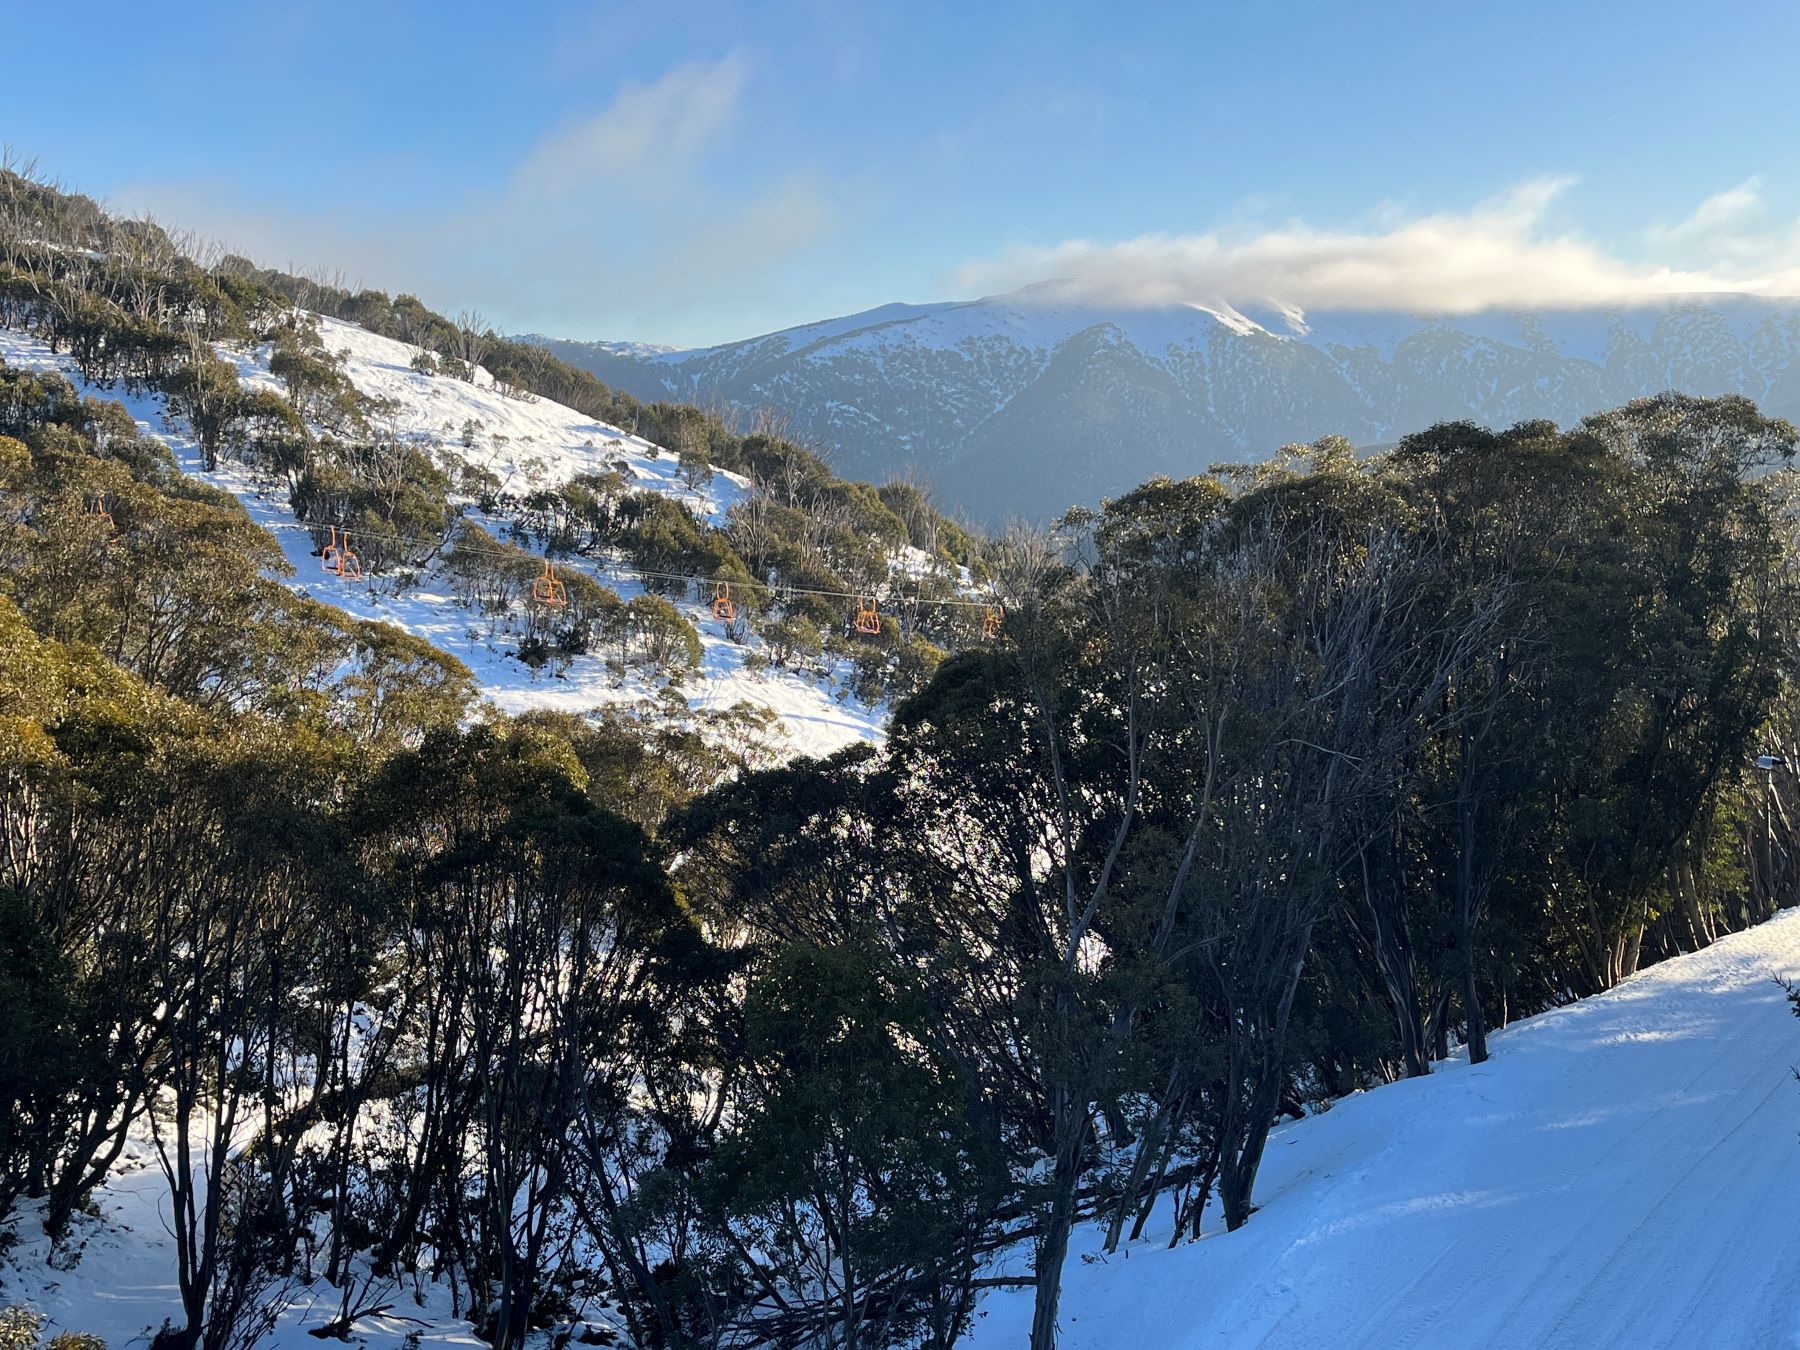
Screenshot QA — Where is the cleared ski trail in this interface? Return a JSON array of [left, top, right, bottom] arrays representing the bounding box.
[[968, 909, 1800, 1350]]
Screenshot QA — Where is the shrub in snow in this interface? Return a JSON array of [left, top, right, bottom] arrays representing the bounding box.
[[0, 1308, 42, 1350], [761, 612, 823, 670], [0, 1310, 99, 1350]]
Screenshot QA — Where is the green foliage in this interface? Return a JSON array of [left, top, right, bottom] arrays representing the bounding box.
[[678, 445, 714, 490], [623, 593, 702, 675], [760, 611, 823, 669], [0, 888, 78, 1221], [519, 700, 780, 835], [707, 942, 1005, 1348], [0, 1304, 102, 1350], [614, 491, 734, 585], [266, 317, 362, 434], [850, 628, 945, 704], [291, 435, 456, 575], [445, 519, 536, 618]]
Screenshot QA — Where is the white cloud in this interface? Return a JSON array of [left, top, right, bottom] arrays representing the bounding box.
[[110, 51, 839, 345], [511, 55, 748, 199], [1645, 176, 1800, 271], [1649, 177, 1766, 247], [955, 177, 1800, 314]]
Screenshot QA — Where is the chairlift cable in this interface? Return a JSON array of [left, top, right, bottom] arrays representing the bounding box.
[[258, 517, 1004, 614]]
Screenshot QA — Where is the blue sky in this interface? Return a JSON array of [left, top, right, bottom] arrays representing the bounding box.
[[7, 0, 1799, 346]]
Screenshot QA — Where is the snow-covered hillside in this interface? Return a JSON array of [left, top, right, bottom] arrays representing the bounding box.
[[967, 909, 1800, 1350], [539, 290, 1800, 523], [0, 316, 887, 759], [229, 318, 745, 524]]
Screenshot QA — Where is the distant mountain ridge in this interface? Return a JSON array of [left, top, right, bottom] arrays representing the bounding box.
[[522, 292, 1800, 522]]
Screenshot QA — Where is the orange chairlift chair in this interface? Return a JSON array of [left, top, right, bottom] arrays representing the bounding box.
[[853, 595, 881, 635], [982, 605, 1004, 641], [320, 525, 363, 580], [532, 557, 569, 608], [712, 581, 737, 623]]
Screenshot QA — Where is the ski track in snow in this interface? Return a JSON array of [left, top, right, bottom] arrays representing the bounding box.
[[967, 909, 1800, 1350], [0, 317, 887, 761]]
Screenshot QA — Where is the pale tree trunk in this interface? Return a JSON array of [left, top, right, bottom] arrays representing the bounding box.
[[1457, 781, 1488, 1064]]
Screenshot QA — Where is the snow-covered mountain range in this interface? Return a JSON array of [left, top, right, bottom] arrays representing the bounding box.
[[530, 291, 1800, 522]]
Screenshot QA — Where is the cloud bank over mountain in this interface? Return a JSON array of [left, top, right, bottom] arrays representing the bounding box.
[[952, 178, 1800, 316]]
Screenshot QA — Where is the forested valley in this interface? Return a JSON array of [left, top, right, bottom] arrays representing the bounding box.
[[3, 164, 1800, 1350]]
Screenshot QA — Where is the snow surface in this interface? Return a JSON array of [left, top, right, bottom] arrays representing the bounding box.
[[967, 909, 1800, 1350], [227, 317, 746, 525], [0, 318, 887, 760], [2, 1136, 486, 1350]]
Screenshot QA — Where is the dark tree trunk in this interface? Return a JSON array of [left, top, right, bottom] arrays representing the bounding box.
[[1220, 1062, 1285, 1232], [1460, 916, 1488, 1065], [1184, 1135, 1222, 1243], [1103, 1069, 1183, 1254], [1028, 1107, 1089, 1350], [1456, 753, 1489, 1064], [1220, 919, 1315, 1231]]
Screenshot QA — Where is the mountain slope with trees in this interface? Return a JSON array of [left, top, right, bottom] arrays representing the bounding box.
[[0, 164, 1002, 757], [3, 161, 1800, 1350]]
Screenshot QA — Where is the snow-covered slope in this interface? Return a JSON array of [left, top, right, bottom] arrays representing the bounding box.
[[1, 1131, 481, 1350], [9, 908, 1800, 1346], [540, 291, 1800, 523], [0, 317, 887, 759], [968, 909, 1800, 1350], [229, 317, 745, 524]]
